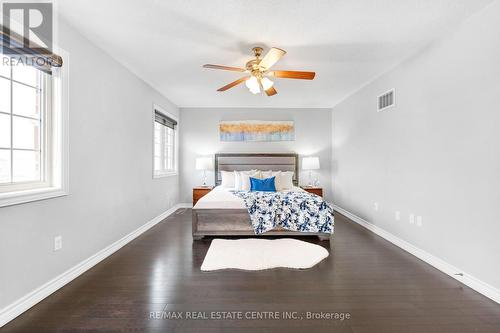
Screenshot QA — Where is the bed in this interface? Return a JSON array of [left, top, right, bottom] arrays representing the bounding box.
[[192, 153, 333, 241]]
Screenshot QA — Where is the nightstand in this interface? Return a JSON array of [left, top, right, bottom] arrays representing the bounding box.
[[193, 186, 213, 206], [300, 186, 323, 197]]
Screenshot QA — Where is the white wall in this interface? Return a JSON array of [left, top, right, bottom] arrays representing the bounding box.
[[0, 20, 179, 309], [179, 108, 332, 203], [332, 2, 500, 291]]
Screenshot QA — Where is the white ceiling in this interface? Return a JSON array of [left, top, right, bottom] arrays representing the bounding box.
[[56, 0, 493, 108]]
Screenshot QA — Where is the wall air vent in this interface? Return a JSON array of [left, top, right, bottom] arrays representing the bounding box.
[[377, 89, 395, 112]]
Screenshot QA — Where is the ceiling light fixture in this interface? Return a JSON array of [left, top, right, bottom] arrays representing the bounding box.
[[203, 46, 315, 97], [245, 76, 260, 94], [261, 77, 274, 91]]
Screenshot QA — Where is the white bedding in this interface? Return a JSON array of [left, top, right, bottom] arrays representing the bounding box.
[[194, 185, 306, 209]]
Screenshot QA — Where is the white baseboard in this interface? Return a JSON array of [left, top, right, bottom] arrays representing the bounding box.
[[0, 204, 185, 328], [178, 202, 193, 208], [334, 205, 500, 305]]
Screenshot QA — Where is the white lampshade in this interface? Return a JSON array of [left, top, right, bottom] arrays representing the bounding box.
[[195, 157, 212, 170], [245, 76, 261, 94], [261, 77, 274, 90], [302, 157, 320, 170]]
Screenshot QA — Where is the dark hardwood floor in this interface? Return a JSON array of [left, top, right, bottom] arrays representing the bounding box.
[[2, 209, 500, 332]]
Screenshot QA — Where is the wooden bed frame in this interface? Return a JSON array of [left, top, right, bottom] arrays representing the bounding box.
[[192, 153, 331, 241]]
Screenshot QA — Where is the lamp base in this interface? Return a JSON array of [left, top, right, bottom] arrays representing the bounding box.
[[201, 171, 208, 188]]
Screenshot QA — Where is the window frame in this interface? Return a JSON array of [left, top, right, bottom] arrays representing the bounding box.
[[0, 50, 69, 207], [152, 104, 178, 178]]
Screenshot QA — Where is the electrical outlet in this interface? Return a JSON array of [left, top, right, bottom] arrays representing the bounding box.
[[409, 214, 415, 224], [395, 211, 401, 221], [416, 216, 423, 227], [374, 202, 379, 211], [54, 235, 62, 251]]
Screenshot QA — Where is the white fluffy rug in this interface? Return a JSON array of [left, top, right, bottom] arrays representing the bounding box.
[[201, 238, 329, 271]]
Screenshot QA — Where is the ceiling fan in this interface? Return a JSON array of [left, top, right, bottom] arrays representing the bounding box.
[[203, 46, 315, 96]]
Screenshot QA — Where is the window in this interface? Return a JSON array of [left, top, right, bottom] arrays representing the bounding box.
[[0, 62, 48, 188], [153, 106, 178, 177], [0, 57, 68, 207]]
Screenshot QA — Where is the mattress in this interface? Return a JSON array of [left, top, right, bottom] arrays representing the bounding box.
[[193, 185, 306, 209]]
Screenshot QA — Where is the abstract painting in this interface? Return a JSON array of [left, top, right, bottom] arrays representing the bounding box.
[[219, 120, 295, 142]]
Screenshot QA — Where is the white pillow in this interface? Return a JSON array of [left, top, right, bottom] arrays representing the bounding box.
[[235, 170, 260, 191], [261, 170, 273, 179], [220, 170, 235, 188], [234, 171, 241, 190], [261, 170, 282, 190], [280, 171, 294, 190], [241, 171, 261, 191]]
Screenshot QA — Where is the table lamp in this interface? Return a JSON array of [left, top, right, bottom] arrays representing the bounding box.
[[195, 157, 213, 187], [302, 156, 320, 187]]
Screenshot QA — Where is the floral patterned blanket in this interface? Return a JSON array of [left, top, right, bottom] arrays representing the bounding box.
[[231, 190, 334, 235]]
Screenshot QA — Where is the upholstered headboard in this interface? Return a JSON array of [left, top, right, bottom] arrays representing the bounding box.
[[214, 153, 299, 186]]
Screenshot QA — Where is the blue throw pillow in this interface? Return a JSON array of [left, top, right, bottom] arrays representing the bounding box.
[[250, 176, 277, 192]]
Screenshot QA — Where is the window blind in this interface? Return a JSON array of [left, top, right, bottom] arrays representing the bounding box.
[[154, 110, 177, 129]]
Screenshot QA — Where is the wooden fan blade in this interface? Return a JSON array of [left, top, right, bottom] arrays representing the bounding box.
[[203, 64, 246, 72], [268, 70, 315, 80], [217, 76, 250, 91], [258, 47, 286, 70], [265, 86, 277, 96]]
